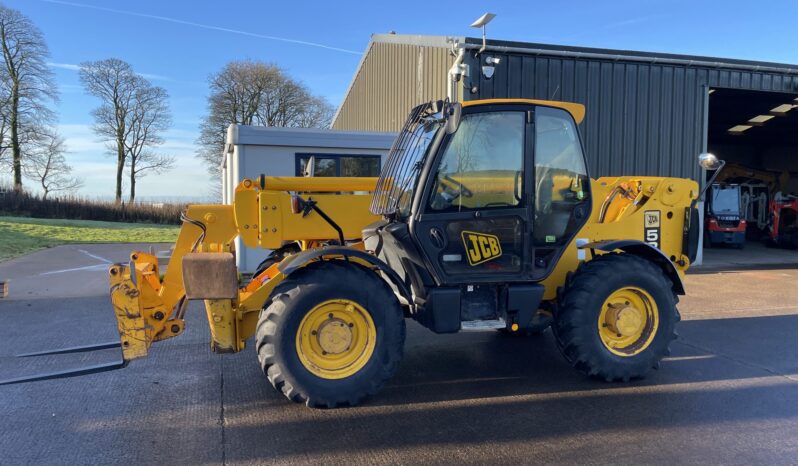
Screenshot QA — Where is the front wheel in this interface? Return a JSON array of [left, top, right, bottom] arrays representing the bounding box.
[[256, 261, 405, 408], [553, 253, 679, 382]]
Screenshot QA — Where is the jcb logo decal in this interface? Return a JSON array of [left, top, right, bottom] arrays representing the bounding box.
[[461, 231, 502, 266], [644, 210, 661, 249]]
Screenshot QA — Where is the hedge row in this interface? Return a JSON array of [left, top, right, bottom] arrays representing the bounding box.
[[0, 190, 187, 225]]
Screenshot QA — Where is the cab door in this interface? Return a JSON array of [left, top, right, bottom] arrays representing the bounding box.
[[530, 106, 591, 278], [411, 105, 534, 285]]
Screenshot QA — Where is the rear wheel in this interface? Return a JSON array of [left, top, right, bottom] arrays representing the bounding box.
[[252, 242, 301, 277], [256, 261, 405, 407], [553, 253, 679, 382]]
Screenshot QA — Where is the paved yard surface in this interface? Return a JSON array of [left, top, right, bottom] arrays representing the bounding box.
[[1, 244, 797, 465], [700, 239, 798, 271]]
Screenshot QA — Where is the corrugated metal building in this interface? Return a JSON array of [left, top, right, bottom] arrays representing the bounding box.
[[332, 35, 454, 132], [334, 34, 798, 184]]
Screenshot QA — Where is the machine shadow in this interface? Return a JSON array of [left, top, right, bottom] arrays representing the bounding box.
[[378, 314, 798, 406], [689, 262, 798, 274], [218, 314, 798, 462], [225, 313, 798, 410]]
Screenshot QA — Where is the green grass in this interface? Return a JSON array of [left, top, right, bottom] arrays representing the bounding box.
[[0, 216, 180, 262]]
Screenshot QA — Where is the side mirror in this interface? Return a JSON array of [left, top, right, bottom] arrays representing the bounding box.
[[697, 153, 726, 202], [698, 153, 722, 171], [445, 102, 462, 135]]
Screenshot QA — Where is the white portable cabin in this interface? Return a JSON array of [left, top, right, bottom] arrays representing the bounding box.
[[221, 125, 397, 273]]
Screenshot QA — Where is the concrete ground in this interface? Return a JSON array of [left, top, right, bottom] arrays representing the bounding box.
[[700, 239, 798, 272], [1, 244, 797, 465]]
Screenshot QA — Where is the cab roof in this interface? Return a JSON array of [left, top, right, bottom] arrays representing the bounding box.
[[462, 98, 586, 124]]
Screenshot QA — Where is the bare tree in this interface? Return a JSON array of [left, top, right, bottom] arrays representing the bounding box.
[[80, 58, 172, 202], [0, 108, 9, 172], [80, 59, 137, 203], [293, 95, 334, 129], [0, 4, 58, 192], [124, 84, 173, 201], [196, 60, 333, 177], [24, 131, 82, 199]]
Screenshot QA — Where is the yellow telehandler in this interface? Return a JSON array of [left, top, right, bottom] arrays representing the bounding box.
[[4, 98, 717, 408]]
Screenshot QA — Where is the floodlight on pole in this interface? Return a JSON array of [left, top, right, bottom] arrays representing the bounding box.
[[470, 12, 496, 54]]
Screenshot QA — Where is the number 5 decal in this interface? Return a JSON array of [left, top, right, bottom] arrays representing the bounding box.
[[644, 211, 661, 249]]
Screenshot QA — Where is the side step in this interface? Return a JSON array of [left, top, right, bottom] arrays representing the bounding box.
[[460, 318, 506, 331], [0, 341, 125, 386]]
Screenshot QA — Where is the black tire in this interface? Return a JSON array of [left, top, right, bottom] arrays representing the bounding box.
[[553, 253, 679, 382], [256, 261, 405, 408], [252, 243, 301, 277]]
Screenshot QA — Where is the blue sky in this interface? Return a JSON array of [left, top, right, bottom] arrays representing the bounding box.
[[5, 0, 797, 200]]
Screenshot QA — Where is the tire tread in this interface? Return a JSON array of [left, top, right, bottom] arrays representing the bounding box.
[[255, 261, 405, 407], [553, 253, 678, 381]]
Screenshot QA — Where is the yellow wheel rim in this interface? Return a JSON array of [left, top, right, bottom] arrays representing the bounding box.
[[296, 299, 377, 380], [598, 287, 659, 356]]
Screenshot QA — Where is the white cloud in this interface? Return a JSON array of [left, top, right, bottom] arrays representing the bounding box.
[[54, 123, 213, 199], [139, 72, 173, 82], [48, 62, 81, 71], [57, 123, 105, 153], [48, 61, 175, 83], [60, 84, 84, 94]]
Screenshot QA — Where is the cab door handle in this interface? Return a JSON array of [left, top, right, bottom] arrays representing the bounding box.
[[429, 228, 446, 249]]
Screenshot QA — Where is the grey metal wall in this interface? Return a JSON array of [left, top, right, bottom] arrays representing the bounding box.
[[465, 41, 798, 181], [332, 40, 453, 132]]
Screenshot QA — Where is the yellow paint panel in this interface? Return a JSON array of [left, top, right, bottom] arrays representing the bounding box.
[[263, 176, 377, 192], [539, 176, 699, 300], [204, 299, 238, 352], [258, 191, 379, 249]]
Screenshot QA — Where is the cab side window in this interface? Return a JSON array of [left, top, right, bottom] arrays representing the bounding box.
[[429, 111, 525, 212], [533, 106, 590, 245]]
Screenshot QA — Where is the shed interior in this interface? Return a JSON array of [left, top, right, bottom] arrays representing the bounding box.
[[705, 88, 798, 251], [708, 88, 798, 180]]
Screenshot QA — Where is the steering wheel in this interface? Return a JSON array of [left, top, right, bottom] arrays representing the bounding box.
[[431, 175, 473, 209], [442, 174, 473, 198]]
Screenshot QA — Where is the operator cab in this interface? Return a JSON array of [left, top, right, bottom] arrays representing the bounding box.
[[365, 99, 592, 332]]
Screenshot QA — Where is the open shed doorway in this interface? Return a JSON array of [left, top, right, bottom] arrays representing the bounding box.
[[702, 88, 798, 269]]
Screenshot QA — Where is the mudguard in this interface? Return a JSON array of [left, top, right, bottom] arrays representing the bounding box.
[[579, 239, 686, 295], [278, 246, 412, 302]]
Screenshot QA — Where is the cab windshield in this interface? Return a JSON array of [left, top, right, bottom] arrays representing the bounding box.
[[370, 102, 448, 217]]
